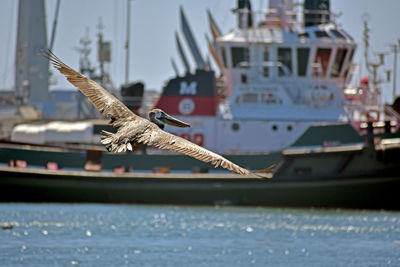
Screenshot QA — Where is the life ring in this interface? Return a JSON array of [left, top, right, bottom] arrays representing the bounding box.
[[180, 133, 191, 141], [193, 133, 204, 146], [366, 109, 380, 122]]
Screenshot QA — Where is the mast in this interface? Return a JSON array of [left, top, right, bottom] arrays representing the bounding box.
[[125, 0, 132, 83], [389, 43, 399, 101], [96, 18, 112, 90], [76, 28, 93, 119], [97, 18, 105, 84], [78, 27, 93, 76]]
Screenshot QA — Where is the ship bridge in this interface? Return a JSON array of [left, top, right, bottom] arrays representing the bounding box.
[[215, 13, 357, 122]]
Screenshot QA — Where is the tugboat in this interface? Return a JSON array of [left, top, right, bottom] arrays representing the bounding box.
[[156, 0, 372, 153], [148, 0, 400, 174]]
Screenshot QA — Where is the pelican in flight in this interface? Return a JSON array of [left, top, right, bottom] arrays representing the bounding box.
[[42, 50, 274, 176]]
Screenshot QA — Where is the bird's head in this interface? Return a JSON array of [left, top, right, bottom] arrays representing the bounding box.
[[148, 109, 191, 129]]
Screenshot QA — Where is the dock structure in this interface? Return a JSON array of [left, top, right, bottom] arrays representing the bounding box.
[[15, 0, 49, 107]]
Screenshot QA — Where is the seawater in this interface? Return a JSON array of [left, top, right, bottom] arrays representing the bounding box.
[[1, 204, 399, 267]]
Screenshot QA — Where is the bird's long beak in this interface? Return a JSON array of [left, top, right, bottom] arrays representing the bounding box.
[[160, 112, 191, 128]]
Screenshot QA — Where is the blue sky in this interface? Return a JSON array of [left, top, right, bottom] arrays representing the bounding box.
[[1, 0, 400, 103]]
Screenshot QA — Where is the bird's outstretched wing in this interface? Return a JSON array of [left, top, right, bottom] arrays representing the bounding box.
[[138, 126, 256, 175], [42, 50, 136, 127], [44, 50, 274, 176]]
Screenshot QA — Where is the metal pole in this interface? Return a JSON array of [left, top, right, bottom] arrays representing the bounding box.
[[97, 18, 105, 84], [49, 0, 61, 51], [125, 0, 131, 84], [393, 44, 398, 101]]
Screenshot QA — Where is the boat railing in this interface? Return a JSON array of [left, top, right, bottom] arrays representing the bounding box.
[[385, 105, 400, 122], [237, 61, 293, 78], [283, 143, 365, 156], [234, 8, 300, 30], [235, 7, 338, 32]]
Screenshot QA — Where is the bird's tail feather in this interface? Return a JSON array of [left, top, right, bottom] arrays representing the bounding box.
[[100, 130, 114, 145], [100, 130, 133, 153]]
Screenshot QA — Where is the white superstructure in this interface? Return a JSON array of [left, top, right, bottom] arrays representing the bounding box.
[[165, 0, 358, 153]]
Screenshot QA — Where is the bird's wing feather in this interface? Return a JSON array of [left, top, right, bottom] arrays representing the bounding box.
[[42, 50, 136, 126], [43, 50, 272, 176], [139, 126, 251, 175]]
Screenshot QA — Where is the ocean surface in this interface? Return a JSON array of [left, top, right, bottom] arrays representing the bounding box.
[[1, 204, 399, 267]]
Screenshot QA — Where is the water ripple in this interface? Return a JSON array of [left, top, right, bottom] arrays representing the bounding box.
[[1, 204, 400, 266]]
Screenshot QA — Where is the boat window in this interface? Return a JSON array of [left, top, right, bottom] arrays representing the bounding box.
[[278, 47, 292, 77], [220, 47, 227, 68], [231, 47, 249, 68], [330, 29, 346, 39], [344, 48, 355, 79], [231, 123, 240, 132], [313, 48, 332, 77], [340, 30, 354, 41], [297, 48, 310, 77], [331, 48, 348, 78], [263, 45, 269, 77], [241, 73, 248, 84], [262, 93, 276, 104], [242, 93, 258, 103], [315, 30, 329, 38], [298, 32, 309, 39]]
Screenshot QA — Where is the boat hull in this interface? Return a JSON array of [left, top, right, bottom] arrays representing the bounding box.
[[1, 167, 399, 210]]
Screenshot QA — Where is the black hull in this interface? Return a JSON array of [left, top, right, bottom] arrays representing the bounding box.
[[1, 167, 399, 210]]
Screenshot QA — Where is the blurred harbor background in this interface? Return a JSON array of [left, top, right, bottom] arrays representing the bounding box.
[[1, 0, 400, 104]]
